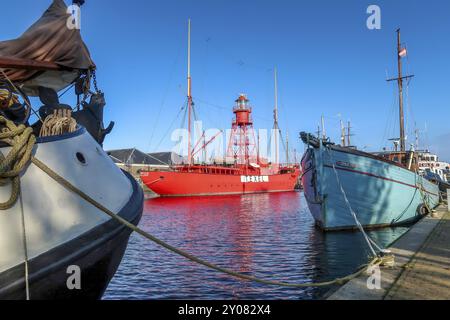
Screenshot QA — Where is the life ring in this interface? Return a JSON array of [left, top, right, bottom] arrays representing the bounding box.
[[417, 203, 429, 217]]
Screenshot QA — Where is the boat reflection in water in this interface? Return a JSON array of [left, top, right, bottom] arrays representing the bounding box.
[[104, 192, 407, 300]]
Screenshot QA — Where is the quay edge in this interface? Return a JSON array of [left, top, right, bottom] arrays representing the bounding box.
[[327, 205, 450, 300]]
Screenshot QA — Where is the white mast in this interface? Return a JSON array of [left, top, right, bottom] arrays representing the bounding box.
[[321, 115, 326, 140], [274, 67, 279, 164], [340, 120, 346, 146], [286, 130, 289, 164], [187, 19, 193, 165]]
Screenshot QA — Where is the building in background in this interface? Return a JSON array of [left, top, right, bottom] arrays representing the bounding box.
[[107, 149, 184, 178]]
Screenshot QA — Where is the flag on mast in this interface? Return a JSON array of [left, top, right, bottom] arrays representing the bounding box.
[[399, 47, 407, 57]]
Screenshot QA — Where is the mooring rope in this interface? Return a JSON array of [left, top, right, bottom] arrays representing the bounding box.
[[0, 117, 36, 210], [0, 116, 388, 291], [19, 193, 30, 300], [324, 146, 387, 256], [0, 68, 44, 124], [31, 157, 385, 288], [0, 116, 34, 299]]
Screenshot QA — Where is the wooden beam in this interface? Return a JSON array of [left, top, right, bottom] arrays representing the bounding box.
[[387, 75, 415, 82], [0, 56, 62, 71]]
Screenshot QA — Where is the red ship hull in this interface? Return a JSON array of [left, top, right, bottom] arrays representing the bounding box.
[[141, 168, 300, 197], [141, 93, 301, 197]]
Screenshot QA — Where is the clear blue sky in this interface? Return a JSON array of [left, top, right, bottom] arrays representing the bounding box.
[[2, 0, 450, 160]]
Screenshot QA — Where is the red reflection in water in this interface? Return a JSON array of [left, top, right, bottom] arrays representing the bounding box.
[[104, 191, 407, 300], [143, 192, 303, 275]]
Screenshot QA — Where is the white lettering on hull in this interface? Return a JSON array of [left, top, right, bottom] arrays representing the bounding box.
[[240, 176, 270, 183]]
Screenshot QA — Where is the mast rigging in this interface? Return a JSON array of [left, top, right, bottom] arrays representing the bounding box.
[[387, 29, 414, 153]]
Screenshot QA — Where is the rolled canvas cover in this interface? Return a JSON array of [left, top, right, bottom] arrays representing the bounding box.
[[0, 0, 94, 95]]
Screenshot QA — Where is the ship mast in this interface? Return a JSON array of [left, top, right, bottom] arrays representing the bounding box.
[[273, 67, 279, 164], [187, 19, 193, 165], [321, 115, 326, 140], [347, 121, 352, 147], [340, 120, 346, 147], [397, 29, 405, 152], [286, 130, 289, 164], [387, 29, 414, 153], [257, 131, 260, 163]]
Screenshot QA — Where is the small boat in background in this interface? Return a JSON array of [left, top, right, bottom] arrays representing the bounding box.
[[300, 29, 440, 231], [0, 0, 143, 299]]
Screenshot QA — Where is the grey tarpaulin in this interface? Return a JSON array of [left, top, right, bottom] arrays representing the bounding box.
[[0, 0, 95, 96]]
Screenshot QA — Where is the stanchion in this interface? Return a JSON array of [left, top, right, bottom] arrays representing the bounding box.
[[447, 189, 450, 212]]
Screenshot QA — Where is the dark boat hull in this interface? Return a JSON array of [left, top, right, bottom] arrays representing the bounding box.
[[0, 172, 143, 300]]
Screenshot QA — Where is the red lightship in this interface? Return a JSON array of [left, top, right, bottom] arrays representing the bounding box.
[[141, 21, 300, 197]]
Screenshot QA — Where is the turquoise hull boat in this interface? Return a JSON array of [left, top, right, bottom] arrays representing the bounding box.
[[300, 133, 440, 231]]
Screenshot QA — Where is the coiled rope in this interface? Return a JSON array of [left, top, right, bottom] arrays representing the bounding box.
[[40, 109, 77, 138], [0, 117, 35, 300], [0, 116, 387, 289], [0, 117, 36, 210]]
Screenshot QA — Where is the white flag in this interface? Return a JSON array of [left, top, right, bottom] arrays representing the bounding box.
[[399, 48, 407, 57]]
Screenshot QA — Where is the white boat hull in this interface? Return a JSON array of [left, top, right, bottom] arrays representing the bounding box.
[[0, 128, 143, 299]]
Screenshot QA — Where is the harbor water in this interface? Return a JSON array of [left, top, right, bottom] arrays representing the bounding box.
[[103, 192, 407, 300]]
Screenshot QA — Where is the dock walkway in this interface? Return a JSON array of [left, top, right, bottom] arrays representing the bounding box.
[[329, 205, 450, 300]]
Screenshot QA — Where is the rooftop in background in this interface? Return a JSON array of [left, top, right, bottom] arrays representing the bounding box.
[[107, 149, 183, 166]]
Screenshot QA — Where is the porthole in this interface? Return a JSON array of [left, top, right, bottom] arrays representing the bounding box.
[[75, 152, 87, 165]]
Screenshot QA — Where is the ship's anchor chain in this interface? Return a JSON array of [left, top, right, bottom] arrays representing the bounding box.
[[0, 117, 390, 293]]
